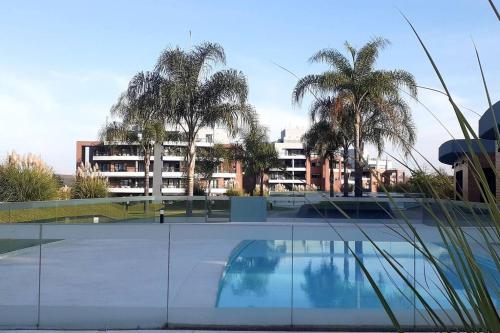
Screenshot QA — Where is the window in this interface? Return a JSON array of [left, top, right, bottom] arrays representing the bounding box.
[[164, 179, 185, 188], [99, 163, 110, 172], [286, 149, 304, 156], [311, 161, 321, 168], [119, 179, 131, 187], [294, 160, 306, 168], [114, 163, 126, 172], [206, 134, 213, 143]]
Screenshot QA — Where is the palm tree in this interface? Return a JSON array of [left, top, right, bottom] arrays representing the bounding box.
[[236, 123, 280, 196], [308, 96, 354, 197], [156, 42, 255, 197], [302, 120, 343, 197], [293, 38, 417, 197], [100, 71, 164, 196]]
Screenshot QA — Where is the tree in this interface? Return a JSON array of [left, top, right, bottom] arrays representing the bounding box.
[[237, 123, 280, 196], [100, 71, 165, 196], [383, 169, 454, 199], [293, 38, 417, 197], [156, 42, 255, 197], [302, 120, 343, 197], [195, 143, 228, 196], [308, 96, 354, 197]]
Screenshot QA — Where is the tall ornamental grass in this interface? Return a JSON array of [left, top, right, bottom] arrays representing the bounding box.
[[70, 162, 108, 199], [0, 152, 59, 202]]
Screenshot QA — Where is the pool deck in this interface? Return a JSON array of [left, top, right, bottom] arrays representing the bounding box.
[[0, 237, 240, 328]]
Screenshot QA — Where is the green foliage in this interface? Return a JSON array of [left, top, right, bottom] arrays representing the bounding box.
[[196, 144, 228, 195], [156, 42, 255, 196], [192, 180, 205, 196], [58, 186, 72, 200], [225, 187, 243, 196], [235, 122, 280, 195], [70, 163, 108, 199], [0, 152, 59, 202], [294, 37, 417, 196], [101, 71, 165, 196], [302, 120, 343, 159], [382, 169, 454, 198]]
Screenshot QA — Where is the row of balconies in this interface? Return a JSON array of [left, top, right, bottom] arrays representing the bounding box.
[[107, 186, 228, 194], [101, 171, 237, 178]]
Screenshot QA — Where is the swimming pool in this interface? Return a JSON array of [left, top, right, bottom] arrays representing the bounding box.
[[216, 240, 499, 312]]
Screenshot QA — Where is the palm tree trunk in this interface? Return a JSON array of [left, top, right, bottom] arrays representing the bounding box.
[[207, 177, 212, 216], [354, 110, 363, 197], [144, 153, 150, 196], [143, 152, 150, 214], [186, 141, 196, 217], [329, 156, 334, 198], [187, 142, 196, 196], [251, 174, 257, 196], [343, 146, 349, 197], [259, 171, 264, 196]]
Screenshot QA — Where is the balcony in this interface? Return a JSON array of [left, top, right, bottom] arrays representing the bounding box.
[[93, 155, 151, 161], [213, 171, 237, 178], [162, 187, 186, 194], [108, 187, 152, 193], [268, 178, 305, 184], [162, 171, 184, 178], [101, 171, 145, 178]]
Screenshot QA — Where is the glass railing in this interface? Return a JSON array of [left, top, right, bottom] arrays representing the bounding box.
[[265, 194, 496, 226], [1, 222, 495, 329], [0, 196, 232, 224], [1, 194, 494, 226]]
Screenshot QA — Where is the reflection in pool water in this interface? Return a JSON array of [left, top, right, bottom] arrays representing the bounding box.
[[216, 240, 498, 310]]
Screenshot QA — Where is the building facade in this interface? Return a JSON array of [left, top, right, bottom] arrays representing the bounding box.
[[76, 128, 243, 196], [439, 101, 500, 202], [264, 127, 406, 194], [77, 127, 404, 196]]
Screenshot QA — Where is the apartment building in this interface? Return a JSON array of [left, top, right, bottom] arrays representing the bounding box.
[[77, 126, 404, 196], [266, 127, 406, 193], [76, 128, 243, 196]]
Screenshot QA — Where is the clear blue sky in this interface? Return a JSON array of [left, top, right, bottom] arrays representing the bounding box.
[[0, 0, 498, 174]]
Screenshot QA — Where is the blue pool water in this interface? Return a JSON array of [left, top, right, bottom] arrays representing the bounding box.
[[216, 240, 499, 310]]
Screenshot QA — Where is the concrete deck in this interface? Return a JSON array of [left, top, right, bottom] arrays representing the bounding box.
[[0, 236, 239, 329]]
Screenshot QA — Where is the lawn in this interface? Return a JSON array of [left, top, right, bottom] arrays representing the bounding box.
[[0, 202, 161, 223], [0, 200, 230, 223]]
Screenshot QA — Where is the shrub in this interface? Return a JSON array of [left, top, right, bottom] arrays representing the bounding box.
[[340, 183, 354, 193], [71, 163, 108, 199], [273, 183, 288, 192], [192, 179, 205, 196], [381, 169, 454, 198], [58, 185, 72, 200], [0, 152, 59, 202], [225, 187, 243, 196]]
